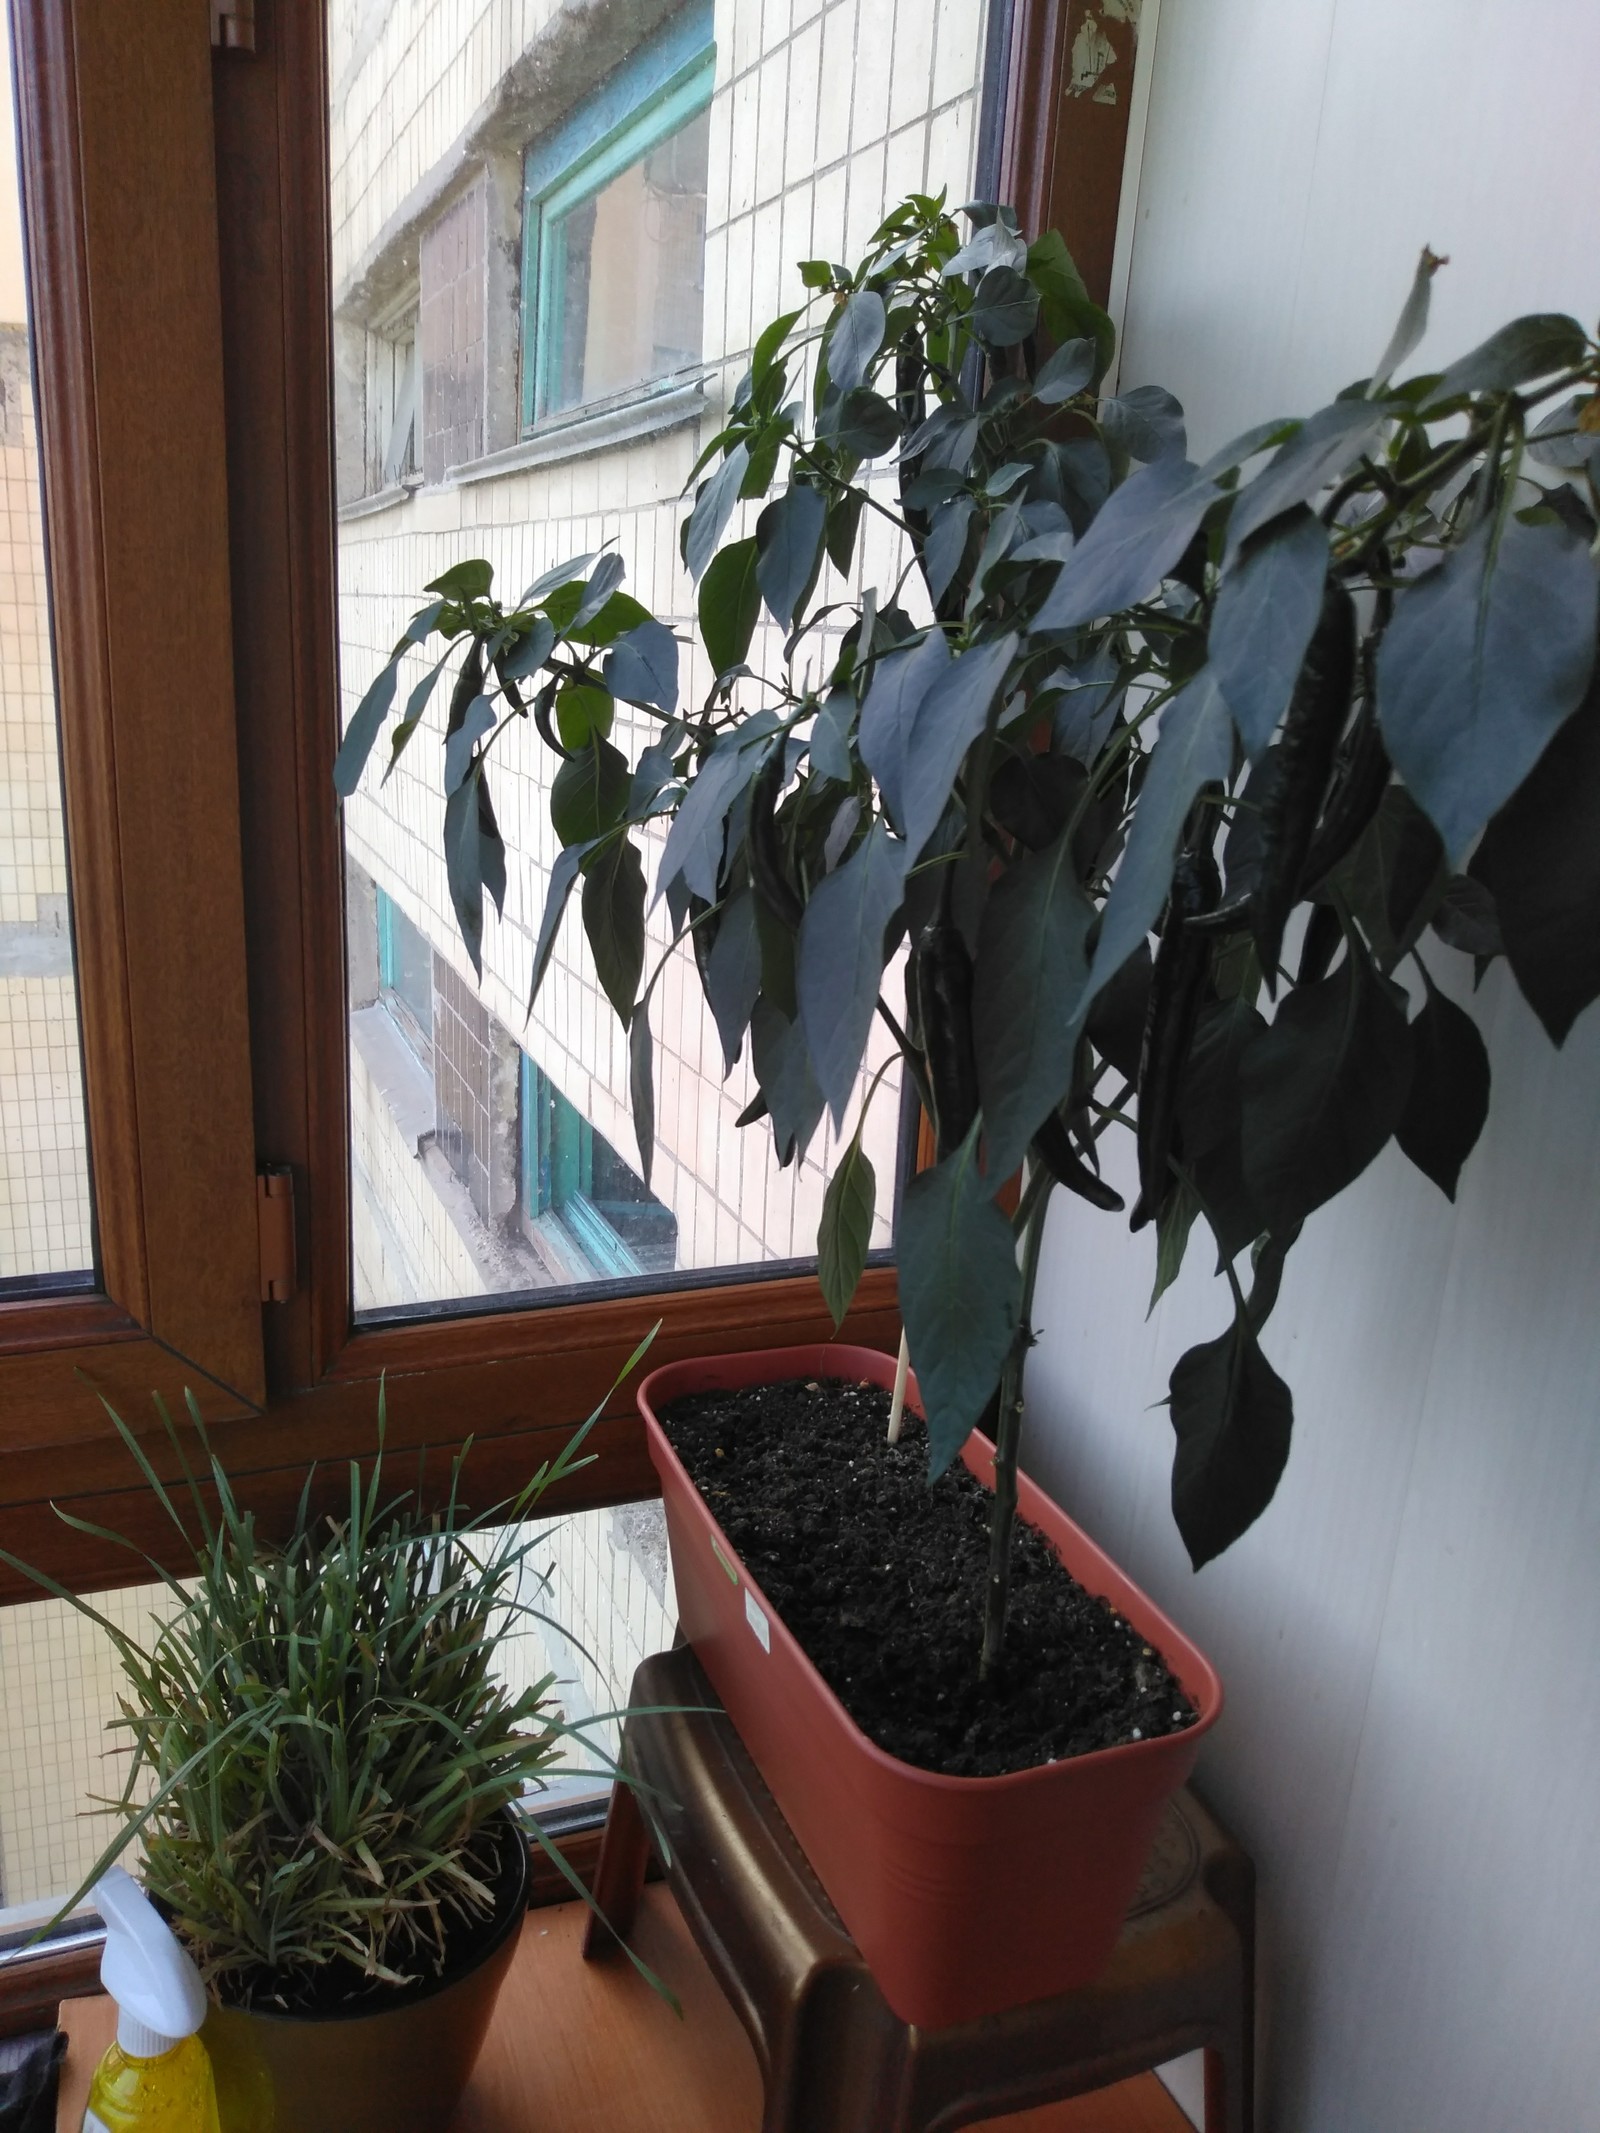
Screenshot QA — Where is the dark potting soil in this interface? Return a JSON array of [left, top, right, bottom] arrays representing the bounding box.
[[662, 1376, 1197, 1780]]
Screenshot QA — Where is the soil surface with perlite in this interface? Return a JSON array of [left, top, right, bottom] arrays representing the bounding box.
[[661, 1376, 1197, 1779]]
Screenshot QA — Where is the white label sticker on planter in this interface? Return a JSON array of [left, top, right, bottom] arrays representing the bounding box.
[[744, 1588, 771, 1651]]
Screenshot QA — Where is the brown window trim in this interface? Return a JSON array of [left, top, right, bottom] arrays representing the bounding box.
[[0, 0, 1148, 1601]]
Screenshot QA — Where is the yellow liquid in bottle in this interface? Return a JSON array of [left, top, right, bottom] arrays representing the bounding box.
[[83, 2033, 221, 2133]]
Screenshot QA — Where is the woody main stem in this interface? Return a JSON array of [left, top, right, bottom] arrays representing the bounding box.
[[980, 1166, 1054, 1680]]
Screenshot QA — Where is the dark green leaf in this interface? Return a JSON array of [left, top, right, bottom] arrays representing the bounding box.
[[1099, 386, 1186, 464], [699, 535, 763, 676], [1169, 1303, 1293, 1569], [972, 826, 1095, 1181], [858, 629, 950, 833], [569, 552, 626, 632], [825, 488, 866, 574], [899, 1125, 1022, 1478], [1180, 995, 1268, 1266], [570, 590, 651, 648], [528, 841, 592, 1015], [443, 770, 485, 973], [424, 558, 493, 601], [1428, 874, 1503, 959], [705, 887, 763, 1073], [1208, 509, 1330, 761], [830, 388, 901, 459], [799, 259, 836, 289], [1025, 231, 1115, 381], [922, 495, 975, 608], [826, 288, 886, 392], [628, 719, 686, 819], [1470, 659, 1600, 1042], [1395, 982, 1490, 1200], [1033, 338, 1097, 405], [1049, 648, 1124, 766], [478, 772, 506, 919], [817, 1139, 876, 1327], [554, 683, 612, 752], [383, 645, 454, 782], [1149, 1175, 1201, 1315], [751, 307, 802, 384], [1376, 511, 1598, 860], [1036, 456, 1222, 630], [629, 998, 655, 1187], [756, 484, 827, 629], [1435, 314, 1588, 397], [1085, 938, 1151, 1084], [808, 689, 855, 785], [656, 718, 780, 905], [969, 266, 1038, 347], [444, 693, 497, 793], [1326, 784, 1447, 971], [332, 656, 400, 798], [581, 837, 647, 1024], [749, 997, 825, 1165], [1239, 938, 1413, 1233], [1085, 668, 1234, 1008], [604, 619, 679, 711], [1226, 399, 1392, 557], [796, 820, 909, 1124], [499, 613, 556, 682], [684, 441, 751, 581], [550, 736, 630, 847], [898, 631, 1019, 858]]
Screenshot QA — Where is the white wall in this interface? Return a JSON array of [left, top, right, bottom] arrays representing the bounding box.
[[1024, 6, 1600, 2128]]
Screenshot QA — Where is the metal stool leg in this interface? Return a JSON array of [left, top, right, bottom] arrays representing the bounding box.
[[581, 1768, 650, 1959]]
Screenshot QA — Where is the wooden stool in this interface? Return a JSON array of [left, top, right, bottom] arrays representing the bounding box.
[[582, 1648, 1255, 2133]]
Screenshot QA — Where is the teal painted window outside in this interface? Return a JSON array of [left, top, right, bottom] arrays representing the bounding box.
[[376, 888, 432, 1060], [520, 6, 714, 429], [520, 1053, 678, 1281]]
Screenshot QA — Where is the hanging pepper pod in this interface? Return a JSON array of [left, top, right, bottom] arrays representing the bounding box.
[[1032, 1108, 1125, 1211], [912, 917, 980, 1160], [747, 741, 804, 927], [1296, 688, 1391, 895], [530, 677, 573, 761], [1130, 830, 1222, 1232], [1249, 577, 1358, 988], [445, 638, 485, 738], [1296, 898, 1343, 986]]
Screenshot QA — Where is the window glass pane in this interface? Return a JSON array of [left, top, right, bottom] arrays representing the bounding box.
[[0, 1507, 675, 1924], [0, 24, 92, 1290], [333, 0, 992, 1317]]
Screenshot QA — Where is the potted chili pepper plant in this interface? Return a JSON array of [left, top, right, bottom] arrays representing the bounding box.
[[335, 197, 1600, 2020]]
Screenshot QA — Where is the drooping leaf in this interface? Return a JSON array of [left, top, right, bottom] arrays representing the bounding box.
[[898, 631, 1019, 859], [858, 629, 950, 833], [1036, 457, 1222, 631], [655, 718, 780, 907], [1395, 981, 1491, 1200], [1428, 874, 1503, 960], [1033, 337, 1097, 405], [1239, 938, 1413, 1233], [478, 772, 506, 919], [897, 1125, 1022, 1478], [796, 821, 909, 1125], [683, 441, 752, 582], [922, 495, 975, 607], [943, 221, 1029, 279], [704, 887, 763, 1073], [500, 613, 557, 684], [443, 768, 485, 973], [968, 265, 1039, 347], [1376, 511, 1598, 860], [605, 619, 680, 712], [384, 645, 455, 779], [550, 736, 630, 848], [1180, 995, 1268, 1266], [443, 693, 497, 794], [629, 997, 655, 1187], [1434, 314, 1588, 398], [1169, 1304, 1294, 1569], [825, 488, 866, 575], [1084, 668, 1234, 1010], [1085, 939, 1152, 1085], [1048, 647, 1124, 766], [569, 589, 651, 648], [581, 836, 647, 1025], [332, 656, 400, 797], [1025, 230, 1115, 381], [756, 485, 827, 629], [1470, 657, 1600, 1042], [528, 841, 592, 1016], [817, 1139, 876, 1327], [699, 535, 763, 676], [826, 288, 887, 392], [520, 551, 596, 605], [1226, 398, 1393, 557], [1149, 1175, 1201, 1315], [1207, 509, 1330, 761], [1371, 246, 1446, 390], [808, 689, 856, 786], [1326, 784, 1447, 971], [972, 827, 1095, 1182], [569, 552, 626, 632], [1099, 386, 1186, 464], [749, 997, 826, 1165]]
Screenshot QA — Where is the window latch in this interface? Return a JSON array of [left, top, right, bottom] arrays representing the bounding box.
[[256, 1167, 298, 1302], [211, 1, 257, 53]]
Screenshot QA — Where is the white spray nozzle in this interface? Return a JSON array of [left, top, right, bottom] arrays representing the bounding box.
[[95, 1865, 207, 2059]]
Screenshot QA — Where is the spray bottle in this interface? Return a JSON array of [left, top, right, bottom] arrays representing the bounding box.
[[83, 1866, 220, 2133]]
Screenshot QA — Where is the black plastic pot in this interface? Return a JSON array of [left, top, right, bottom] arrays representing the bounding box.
[[199, 1810, 530, 2133]]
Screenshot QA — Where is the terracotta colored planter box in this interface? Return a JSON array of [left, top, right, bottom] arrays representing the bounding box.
[[639, 1341, 1223, 2028]]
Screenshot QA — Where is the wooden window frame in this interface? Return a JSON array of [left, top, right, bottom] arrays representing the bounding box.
[[0, 0, 1144, 1603]]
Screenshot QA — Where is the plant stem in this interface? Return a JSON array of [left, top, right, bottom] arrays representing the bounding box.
[[979, 1166, 1054, 1680]]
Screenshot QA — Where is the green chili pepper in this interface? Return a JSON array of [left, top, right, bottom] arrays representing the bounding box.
[[912, 916, 979, 1160], [1250, 577, 1358, 989], [1296, 899, 1343, 986], [747, 742, 804, 928], [1296, 696, 1390, 896], [1032, 1109, 1125, 1211], [1130, 834, 1221, 1232]]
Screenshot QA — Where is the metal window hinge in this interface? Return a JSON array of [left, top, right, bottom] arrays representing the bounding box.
[[257, 1166, 298, 1302], [211, 1, 257, 53]]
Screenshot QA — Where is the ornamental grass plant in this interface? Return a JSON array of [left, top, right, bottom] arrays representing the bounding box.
[[2, 1344, 655, 2011]]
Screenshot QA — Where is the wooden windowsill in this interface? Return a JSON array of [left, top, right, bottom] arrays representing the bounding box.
[[56, 1891, 1194, 2132]]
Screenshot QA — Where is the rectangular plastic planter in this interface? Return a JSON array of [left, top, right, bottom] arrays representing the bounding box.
[[639, 1341, 1223, 2029]]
